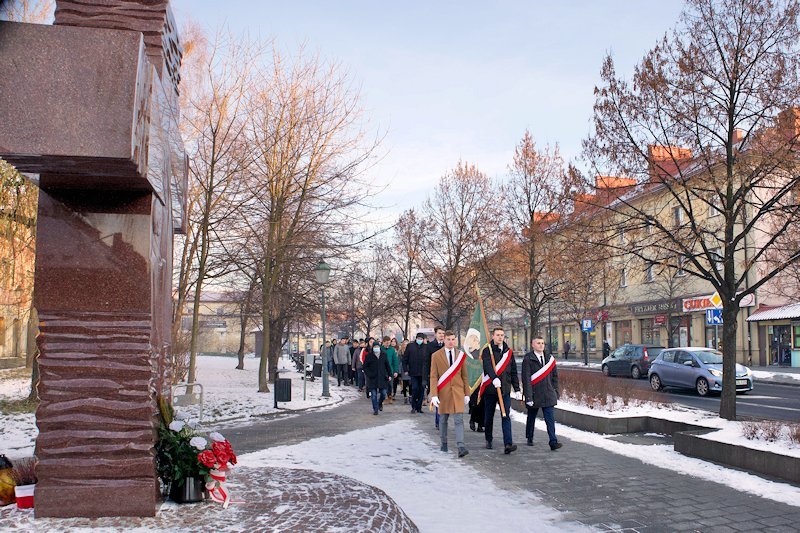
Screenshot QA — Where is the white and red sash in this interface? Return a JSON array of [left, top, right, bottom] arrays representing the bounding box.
[[206, 468, 231, 508], [530, 356, 556, 386], [478, 347, 512, 400], [436, 350, 466, 391]]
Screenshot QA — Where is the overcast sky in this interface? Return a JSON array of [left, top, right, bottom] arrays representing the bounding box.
[[171, 1, 685, 226]]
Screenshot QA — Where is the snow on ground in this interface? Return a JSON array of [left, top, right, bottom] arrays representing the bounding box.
[[752, 369, 800, 383], [555, 397, 800, 457], [0, 355, 358, 460], [191, 354, 358, 427], [509, 410, 800, 508], [241, 419, 591, 532], [697, 422, 800, 457]]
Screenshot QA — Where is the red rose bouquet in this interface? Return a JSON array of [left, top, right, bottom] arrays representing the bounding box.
[[198, 431, 237, 507]]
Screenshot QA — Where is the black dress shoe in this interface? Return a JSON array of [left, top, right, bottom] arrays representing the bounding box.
[[469, 421, 476, 431], [504, 443, 517, 454], [550, 442, 563, 451], [527, 439, 534, 446], [485, 441, 492, 449], [458, 447, 469, 458]]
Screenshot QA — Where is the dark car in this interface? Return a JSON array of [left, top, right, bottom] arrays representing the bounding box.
[[601, 344, 666, 379], [648, 347, 753, 396]]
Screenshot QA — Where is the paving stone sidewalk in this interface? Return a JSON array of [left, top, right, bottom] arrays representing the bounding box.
[[228, 390, 800, 533], [0, 465, 417, 533]]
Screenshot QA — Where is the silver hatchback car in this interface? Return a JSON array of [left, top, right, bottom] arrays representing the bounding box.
[[648, 347, 754, 396]]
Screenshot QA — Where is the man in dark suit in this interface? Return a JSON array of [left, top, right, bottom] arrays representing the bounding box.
[[481, 326, 521, 454], [405, 332, 427, 413], [522, 336, 562, 450]]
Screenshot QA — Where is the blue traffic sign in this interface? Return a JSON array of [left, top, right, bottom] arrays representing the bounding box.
[[581, 319, 594, 332], [705, 309, 723, 325]]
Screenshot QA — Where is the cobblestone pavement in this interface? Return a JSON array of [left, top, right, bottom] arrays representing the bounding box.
[[227, 390, 800, 533], [0, 465, 417, 532]]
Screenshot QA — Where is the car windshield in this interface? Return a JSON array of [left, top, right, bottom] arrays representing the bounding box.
[[647, 347, 665, 357], [694, 350, 723, 364]]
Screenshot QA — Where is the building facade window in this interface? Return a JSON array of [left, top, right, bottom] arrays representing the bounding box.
[[673, 205, 684, 227], [640, 318, 661, 345], [708, 194, 721, 217], [676, 255, 687, 277], [620, 268, 628, 287], [645, 263, 655, 283], [614, 320, 632, 346]]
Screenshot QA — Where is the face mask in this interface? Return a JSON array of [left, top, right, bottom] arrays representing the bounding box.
[[373, 346, 381, 355], [416, 339, 423, 345]]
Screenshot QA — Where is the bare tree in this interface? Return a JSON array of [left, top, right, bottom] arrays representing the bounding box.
[[236, 47, 379, 391], [481, 131, 573, 335], [419, 161, 490, 329], [585, 0, 800, 419], [0, 0, 53, 22], [386, 209, 427, 338], [178, 31, 263, 387]]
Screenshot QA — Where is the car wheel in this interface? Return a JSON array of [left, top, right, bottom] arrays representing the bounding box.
[[602, 364, 610, 377], [696, 377, 710, 397], [650, 374, 662, 391], [631, 365, 641, 379]]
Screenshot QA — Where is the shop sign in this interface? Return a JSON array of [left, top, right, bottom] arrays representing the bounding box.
[[682, 292, 755, 313], [654, 314, 667, 325], [629, 299, 679, 316]]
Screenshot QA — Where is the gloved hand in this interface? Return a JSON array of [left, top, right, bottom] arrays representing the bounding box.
[[511, 390, 522, 401], [526, 400, 534, 407], [492, 378, 501, 388], [464, 395, 470, 405], [431, 396, 440, 408]]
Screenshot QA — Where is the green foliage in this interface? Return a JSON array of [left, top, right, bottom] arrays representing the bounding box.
[[154, 421, 209, 486]]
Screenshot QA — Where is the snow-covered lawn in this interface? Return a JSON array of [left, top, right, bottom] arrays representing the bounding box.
[[241, 419, 590, 532], [0, 355, 358, 460], [752, 369, 800, 383]]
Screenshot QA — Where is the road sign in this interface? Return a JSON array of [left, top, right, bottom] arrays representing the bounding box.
[[710, 291, 723, 309], [581, 319, 594, 332], [705, 309, 723, 325]]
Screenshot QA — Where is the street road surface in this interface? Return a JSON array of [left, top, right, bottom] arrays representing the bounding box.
[[558, 365, 800, 422]]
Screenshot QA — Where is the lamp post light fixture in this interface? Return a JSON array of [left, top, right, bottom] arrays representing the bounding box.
[[314, 259, 332, 398]]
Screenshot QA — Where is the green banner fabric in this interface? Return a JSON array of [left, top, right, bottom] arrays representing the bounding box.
[[463, 301, 488, 392]]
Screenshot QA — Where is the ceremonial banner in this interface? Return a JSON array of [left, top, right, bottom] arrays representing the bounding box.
[[462, 301, 488, 393]]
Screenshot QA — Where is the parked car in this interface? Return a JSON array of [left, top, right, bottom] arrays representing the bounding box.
[[648, 347, 753, 396], [601, 344, 666, 379]]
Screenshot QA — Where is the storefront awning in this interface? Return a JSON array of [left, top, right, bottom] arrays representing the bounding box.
[[746, 303, 800, 322]]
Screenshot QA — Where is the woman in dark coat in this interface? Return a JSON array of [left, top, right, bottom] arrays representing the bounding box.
[[363, 343, 392, 415]]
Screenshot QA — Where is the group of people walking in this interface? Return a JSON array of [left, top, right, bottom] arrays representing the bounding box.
[[322, 326, 563, 458]]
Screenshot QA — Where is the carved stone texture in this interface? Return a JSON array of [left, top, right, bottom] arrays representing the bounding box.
[[54, 0, 183, 95], [0, 22, 152, 181], [33, 191, 160, 517]]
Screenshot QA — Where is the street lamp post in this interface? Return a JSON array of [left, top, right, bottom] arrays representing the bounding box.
[[314, 259, 332, 398]]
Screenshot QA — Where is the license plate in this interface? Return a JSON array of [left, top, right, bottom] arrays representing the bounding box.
[[736, 379, 748, 386]]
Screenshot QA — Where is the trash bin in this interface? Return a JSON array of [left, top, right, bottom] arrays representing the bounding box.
[[275, 378, 291, 402], [312, 362, 322, 378]]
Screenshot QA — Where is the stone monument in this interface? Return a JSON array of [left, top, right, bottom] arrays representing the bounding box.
[[0, 0, 187, 518]]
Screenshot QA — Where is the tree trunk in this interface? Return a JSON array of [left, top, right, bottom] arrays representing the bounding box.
[[27, 356, 39, 402], [258, 302, 271, 393], [25, 306, 37, 368], [236, 308, 247, 370], [268, 318, 283, 384], [719, 301, 739, 420]]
